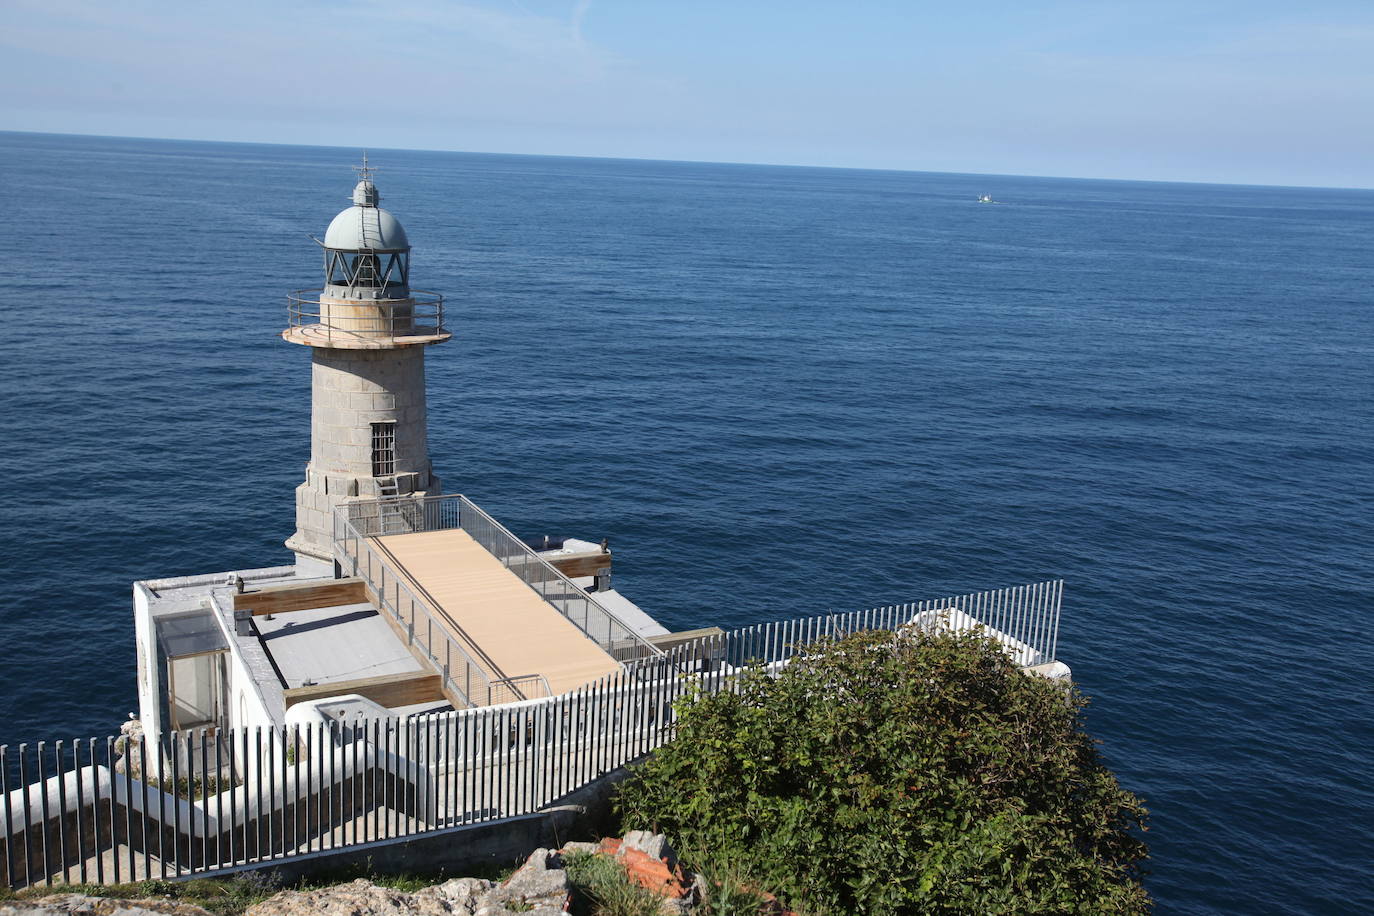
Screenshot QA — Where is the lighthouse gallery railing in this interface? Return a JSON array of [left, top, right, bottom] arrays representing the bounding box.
[[286, 288, 445, 343]]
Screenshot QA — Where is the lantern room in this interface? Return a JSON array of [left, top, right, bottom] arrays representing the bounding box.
[[284, 166, 449, 350]]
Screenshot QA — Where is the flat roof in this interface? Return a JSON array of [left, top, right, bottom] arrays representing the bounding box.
[[255, 602, 423, 690], [156, 611, 229, 659]]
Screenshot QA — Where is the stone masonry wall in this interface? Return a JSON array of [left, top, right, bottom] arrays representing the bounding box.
[[289, 345, 439, 562]]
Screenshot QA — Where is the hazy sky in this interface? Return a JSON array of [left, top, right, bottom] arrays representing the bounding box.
[[4, 0, 1373, 187]]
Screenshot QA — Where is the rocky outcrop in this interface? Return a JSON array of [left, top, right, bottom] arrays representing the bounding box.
[[245, 877, 473, 916], [0, 896, 213, 916], [4, 831, 787, 916], [245, 832, 698, 915], [483, 849, 571, 915], [246, 876, 499, 916], [246, 851, 571, 916]]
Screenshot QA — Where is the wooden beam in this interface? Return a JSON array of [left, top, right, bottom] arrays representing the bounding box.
[[545, 550, 612, 580], [283, 670, 444, 709], [233, 578, 368, 616], [648, 627, 726, 653]]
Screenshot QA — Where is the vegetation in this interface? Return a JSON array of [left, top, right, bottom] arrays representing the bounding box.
[[615, 628, 1151, 915], [150, 773, 243, 802], [564, 851, 665, 916], [696, 870, 770, 916]]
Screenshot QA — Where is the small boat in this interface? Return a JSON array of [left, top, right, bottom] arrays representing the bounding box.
[[978, 194, 995, 203]]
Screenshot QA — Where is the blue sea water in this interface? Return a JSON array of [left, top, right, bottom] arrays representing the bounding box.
[[0, 131, 1371, 913]]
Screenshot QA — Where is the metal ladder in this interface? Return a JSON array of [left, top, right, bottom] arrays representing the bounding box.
[[374, 477, 419, 535]]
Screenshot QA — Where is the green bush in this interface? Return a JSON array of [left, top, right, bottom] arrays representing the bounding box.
[[616, 629, 1150, 915]]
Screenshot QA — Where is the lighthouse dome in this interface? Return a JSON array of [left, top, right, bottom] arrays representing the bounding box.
[[324, 204, 410, 252]]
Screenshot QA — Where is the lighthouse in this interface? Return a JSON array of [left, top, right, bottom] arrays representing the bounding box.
[[283, 160, 451, 574]]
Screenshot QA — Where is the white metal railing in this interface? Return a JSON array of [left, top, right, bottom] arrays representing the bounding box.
[[0, 580, 1063, 890], [286, 289, 445, 343], [617, 578, 1064, 676]]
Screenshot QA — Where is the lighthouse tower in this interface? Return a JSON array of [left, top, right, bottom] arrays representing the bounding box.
[[283, 160, 450, 574]]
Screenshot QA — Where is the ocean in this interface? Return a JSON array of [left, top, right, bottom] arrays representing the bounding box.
[[0, 130, 1370, 914]]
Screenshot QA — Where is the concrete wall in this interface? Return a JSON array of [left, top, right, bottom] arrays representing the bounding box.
[[216, 595, 281, 736], [133, 583, 164, 746]]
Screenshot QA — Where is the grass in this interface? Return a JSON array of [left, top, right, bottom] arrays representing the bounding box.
[[697, 871, 771, 916], [650, 842, 784, 916], [561, 849, 774, 916], [563, 851, 664, 916], [0, 875, 284, 915]]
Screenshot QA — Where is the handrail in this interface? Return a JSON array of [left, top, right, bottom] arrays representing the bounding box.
[[332, 514, 510, 708], [610, 578, 1065, 681], [286, 288, 446, 343], [367, 534, 512, 682], [456, 496, 664, 661], [488, 673, 552, 707], [339, 494, 664, 663]]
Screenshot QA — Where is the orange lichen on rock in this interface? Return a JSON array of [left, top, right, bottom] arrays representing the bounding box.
[[597, 837, 695, 900]]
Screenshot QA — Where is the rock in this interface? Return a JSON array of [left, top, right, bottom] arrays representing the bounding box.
[[490, 848, 570, 913], [470, 886, 521, 915], [247, 877, 475, 916], [0, 896, 211, 916], [414, 877, 493, 912], [556, 841, 599, 857], [113, 719, 145, 778], [620, 830, 677, 870], [248, 847, 570, 916], [472, 885, 563, 916], [656, 897, 693, 916]]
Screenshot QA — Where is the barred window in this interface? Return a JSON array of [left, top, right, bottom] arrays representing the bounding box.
[[371, 422, 396, 477]]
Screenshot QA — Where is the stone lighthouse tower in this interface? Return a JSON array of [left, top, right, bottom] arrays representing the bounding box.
[[283, 161, 450, 574]]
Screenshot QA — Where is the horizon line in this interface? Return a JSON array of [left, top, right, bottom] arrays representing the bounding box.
[[4, 127, 1371, 195]]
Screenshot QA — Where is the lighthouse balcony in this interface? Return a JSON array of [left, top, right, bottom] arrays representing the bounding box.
[[284, 288, 451, 348]]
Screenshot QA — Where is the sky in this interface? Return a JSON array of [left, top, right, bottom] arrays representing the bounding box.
[[3, 0, 1373, 188]]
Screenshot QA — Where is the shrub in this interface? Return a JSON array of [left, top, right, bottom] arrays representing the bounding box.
[[616, 628, 1150, 915]]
